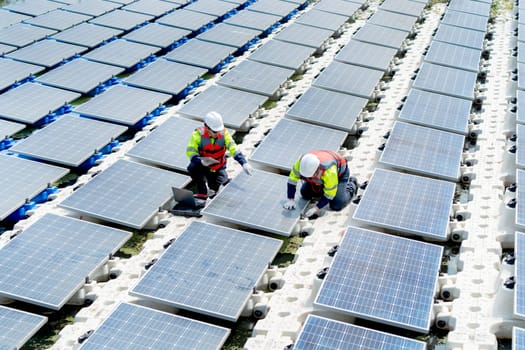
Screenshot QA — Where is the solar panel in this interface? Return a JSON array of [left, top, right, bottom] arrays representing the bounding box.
[[413, 62, 477, 100], [248, 39, 315, 71], [74, 84, 171, 126], [295, 315, 427, 350], [62, 0, 121, 16], [286, 86, 368, 132], [313, 61, 384, 99], [5, 39, 87, 68], [335, 40, 397, 71], [273, 22, 333, 49], [520, 63, 525, 91], [223, 10, 281, 32], [78, 303, 230, 350], [441, 9, 489, 32], [36, 58, 125, 95], [514, 327, 525, 349], [517, 170, 525, 229], [379, 121, 464, 181], [164, 39, 235, 70], [3, 0, 62, 17], [131, 221, 282, 320], [0, 43, 15, 55], [59, 159, 190, 229], [0, 23, 56, 48], [196, 22, 262, 48], [156, 9, 217, 31], [447, 0, 491, 17], [83, 39, 158, 70], [22, 9, 92, 31], [433, 24, 486, 50], [127, 116, 201, 171], [0, 213, 130, 309], [123, 23, 190, 48], [424, 40, 481, 72], [10, 114, 127, 167], [202, 170, 309, 236], [294, 9, 349, 31], [177, 85, 267, 129], [247, 0, 299, 17], [184, 0, 239, 17], [398, 88, 471, 135], [516, 232, 525, 319], [88, 9, 153, 31], [217, 59, 294, 97], [124, 59, 207, 96], [0, 306, 47, 350], [249, 118, 347, 171], [0, 82, 80, 124], [518, 90, 525, 124], [367, 9, 418, 32], [0, 9, 31, 29], [0, 154, 68, 221], [315, 226, 443, 332], [0, 119, 25, 138], [352, 23, 408, 49], [312, 0, 360, 17], [378, 0, 426, 17], [51, 23, 123, 48], [121, 0, 179, 16], [353, 168, 455, 240], [0, 58, 45, 92]]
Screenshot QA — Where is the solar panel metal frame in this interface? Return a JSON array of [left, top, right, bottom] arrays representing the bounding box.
[[10, 114, 127, 167], [223, 10, 281, 32], [424, 40, 481, 72], [273, 22, 333, 49], [62, 0, 121, 17], [412, 62, 477, 100], [184, 0, 239, 17], [74, 84, 171, 126], [248, 39, 315, 71], [0, 306, 47, 350], [130, 221, 282, 321], [0, 58, 45, 92], [123, 23, 190, 48], [314, 226, 443, 332], [121, 0, 179, 16], [59, 159, 190, 229], [294, 315, 426, 349], [177, 85, 267, 130], [51, 23, 123, 48], [36, 58, 125, 94], [379, 121, 464, 181], [0, 213, 131, 309], [249, 118, 347, 171], [202, 170, 309, 236], [123, 59, 207, 96], [353, 168, 455, 240], [294, 9, 349, 31], [83, 39, 159, 69], [312, 0, 360, 17], [155, 9, 217, 32], [78, 303, 230, 350], [398, 88, 471, 135], [0, 154, 68, 221], [88, 9, 153, 31], [441, 9, 489, 32], [164, 39, 236, 70], [22, 9, 92, 31], [517, 169, 525, 229], [312, 61, 384, 99], [377, 0, 426, 17], [366, 9, 418, 32], [217, 59, 294, 97], [5, 39, 87, 68], [335, 39, 397, 72], [433, 24, 486, 50], [0, 82, 81, 124], [0, 119, 25, 138], [352, 23, 408, 49], [2, 0, 62, 17], [285, 86, 367, 132], [0, 22, 57, 48], [196, 22, 262, 48], [246, 0, 299, 17]]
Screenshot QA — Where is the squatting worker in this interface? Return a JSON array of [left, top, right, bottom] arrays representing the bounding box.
[[283, 150, 357, 218], [186, 111, 253, 199]]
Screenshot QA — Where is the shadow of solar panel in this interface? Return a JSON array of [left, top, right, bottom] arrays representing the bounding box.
[[88, 9, 153, 31], [353, 168, 455, 241], [379, 121, 464, 181], [164, 39, 236, 70], [0, 23, 56, 48], [74, 84, 171, 126], [196, 22, 262, 48], [424, 41, 481, 72], [83, 39, 158, 70], [315, 226, 443, 332], [62, 0, 121, 17], [224, 10, 281, 32], [121, 0, 179, 16], [398, 89, 471, 135], [123, 23, 190, 48], [514, 327, 525, 349], [0, 213, 131, 309], [0, 154, 68, 221], [295, 315, 426, 349], [367, 9, 417, 32], [130, 221, 282, 321], [378, 0, 426, 17], [294, 9, 349, 31], [78, 303, 230, 350], [313, 0, 360, 17], [273, 22, 333, 49], [59, 159, 190, 229], [3, 0, 62, 17], [352, 23, 408, 49], [51, 23, 123, 48], [441, 9, 489, 32], [202, 170, 308, 236], [313, 61, 384, 99], [412, 62, 477, 100], [127, 116, 201, 171], [0, 306, 47, 350], [286, 86, 367, 132], [156, 9, 217, 32], [6, 39, 87, 68], [248, 39, 315, 71], [335, 40, 397, 72], [177, 85, 267, 130], [250, 118, 347, 171]]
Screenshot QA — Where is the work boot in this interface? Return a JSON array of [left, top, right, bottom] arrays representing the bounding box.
[[347, 176, 358, 198], [208, 189, 217, 199]]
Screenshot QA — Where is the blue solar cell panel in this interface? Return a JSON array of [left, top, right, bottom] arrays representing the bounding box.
[[5, 39, 87, 68], [378, 0, 426, 17], [518, 90, 525, 124], [441, 9, 489, 32], [335, 40, 397, 71], [51, 23, 123, 48], [367, 9, 417, 32], [0, 119, 25, 138], [196, 22, 262, 48], [0, 58, 45, 92], [515, 232, 525, 318], [0, 306, 47, 350], [313, 0, 360, 17], [0, 9, 31, 29], [315, 226, 443, 332], [412, 62, 477, 100], [514, 327, 525, 349], [121, 0, 179, 16], [273, 22, 333, 49], [156, 9, 217, 32], [517, 170, 525, 229], [248, 39, 315, 71], [88, 9, 153, 31], [0, 23, 56, 48], [294, 9, 349, 31], [223, 10, 281, 32], [3, 0, 62, 17], [83, 39, 158, 69], [123, 23, 190, 48], [164, 39, 235, 70], [352, 23, 408, 49], [248, 0, 299, 17], [63, 0, 121, 17], [447, 0, 491, 17], [184, 0, 239, 16], [433, 24, 486, 50], [424, 40, 481, 72], [23, 9, 92, 31]]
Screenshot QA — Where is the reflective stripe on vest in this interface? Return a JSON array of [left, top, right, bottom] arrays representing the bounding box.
[[198, 127, 226, 170], [303, 150, 347, 186]]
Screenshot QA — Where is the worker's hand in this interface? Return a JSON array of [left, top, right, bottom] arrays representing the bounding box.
[[304, 207, 318, 218], [201, 157, 220, 167], [243, 163, 254, 175], [283, 199, 296, 210]]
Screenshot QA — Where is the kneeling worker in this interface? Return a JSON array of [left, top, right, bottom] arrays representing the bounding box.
[[283, 150, 357, 218], [186, 111, 253, 199]]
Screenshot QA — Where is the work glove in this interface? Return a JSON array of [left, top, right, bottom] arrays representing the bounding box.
[[243, 163, 254, 175], [283, 199, 296, 210], [201, 157, 220, 167], [304, 207, 318, 218]]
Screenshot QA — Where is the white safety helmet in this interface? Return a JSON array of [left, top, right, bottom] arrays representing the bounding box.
[[299, 153, 320, 177], [204, 111, 224, 132]]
